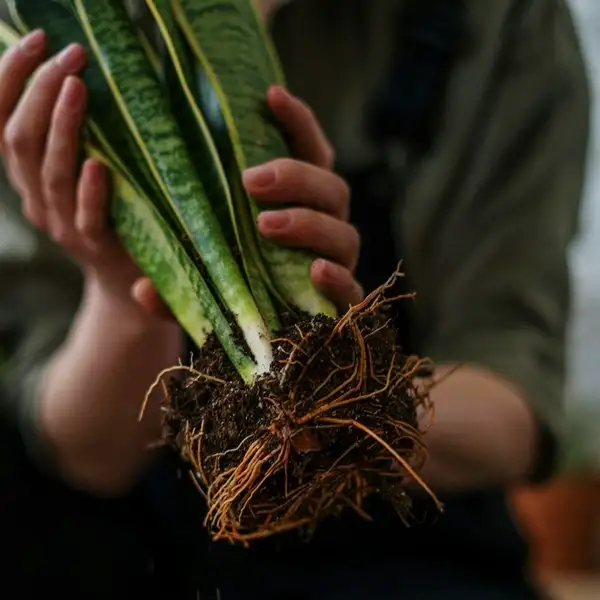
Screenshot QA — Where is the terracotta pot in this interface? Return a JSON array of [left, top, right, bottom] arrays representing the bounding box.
[[511, 476, 600, 577]]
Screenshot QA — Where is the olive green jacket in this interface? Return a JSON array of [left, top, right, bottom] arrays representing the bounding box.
[[0, 0, 590, 453]]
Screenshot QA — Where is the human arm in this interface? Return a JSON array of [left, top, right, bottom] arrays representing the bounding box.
[[406, 0, 589, 491]]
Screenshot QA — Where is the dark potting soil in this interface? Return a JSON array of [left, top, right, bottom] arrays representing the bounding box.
[[161, 306, 435, 542]]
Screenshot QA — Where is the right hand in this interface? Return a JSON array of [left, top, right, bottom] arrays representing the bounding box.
[[0, 29, 171, 319]]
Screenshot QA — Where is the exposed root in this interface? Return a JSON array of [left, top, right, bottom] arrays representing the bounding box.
[[155, 268, 445, 545], [139, 362, 225, 422]]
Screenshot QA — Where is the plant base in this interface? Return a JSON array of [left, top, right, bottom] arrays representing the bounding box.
[[154, 278, 441, 544]]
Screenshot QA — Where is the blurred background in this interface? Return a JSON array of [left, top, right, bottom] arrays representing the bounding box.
[[511, 1, 600, 599]]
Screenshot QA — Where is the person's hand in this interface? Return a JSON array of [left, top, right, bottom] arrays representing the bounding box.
[[0, 31, 161, 316], [246, 85, 363, 310]]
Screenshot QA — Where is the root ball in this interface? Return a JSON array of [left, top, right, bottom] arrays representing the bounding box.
[[155, 278, 441, 544]]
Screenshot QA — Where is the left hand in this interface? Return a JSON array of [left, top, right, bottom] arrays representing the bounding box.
[[244, 85, 363, 311]]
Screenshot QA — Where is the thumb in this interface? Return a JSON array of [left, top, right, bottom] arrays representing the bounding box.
[[131, 277, 175, 321]]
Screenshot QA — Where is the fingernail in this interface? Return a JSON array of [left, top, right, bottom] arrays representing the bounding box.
[[85, 159, 104, 183], [18, 29, 45, 54], [268, 84, 289, 100], [243, 165, 275, 189], [258, 210, 290, 231], [314, 258, 341, 281], [55, 43, 84, 71], [62, 76, 83, 108]]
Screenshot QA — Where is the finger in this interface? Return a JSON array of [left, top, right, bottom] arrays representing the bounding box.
[[257, 208, 360, 271], [75, 158, 109, 245], [4, 44, 86, 226], [2, 150, 48, 229], [242, 158, 350, 220], [131, 278, 175, 321], [311, 259, 364, 311], [267, 85, 335, 169], [0, 30, 47, 228], [0, 30, 46, 150], [43, 76, 88, 239]]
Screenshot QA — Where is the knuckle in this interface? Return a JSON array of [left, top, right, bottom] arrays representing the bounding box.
[[42, 166, 71, 200], [322, 144, 336, 170], [346, 226, 361, 263], [302, 102, 317, 123], [21, 198, 45, 227], [290, 207, 312, 237], [336, 178, 351, 216], [3, 120, 29, 156], [4, 161, 24, 194], [339, 177, 351, 202], [52, 227, 76, 249], [76, 219, 99, 240], [344, 222, 360, 246]]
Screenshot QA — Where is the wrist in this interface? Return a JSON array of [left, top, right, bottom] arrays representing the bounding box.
[[36, 272, 182, 493], [83, 268, 171, 332], [417, 365, 536, 492]]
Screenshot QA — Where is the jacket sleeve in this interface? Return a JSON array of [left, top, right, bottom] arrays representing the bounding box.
[[402, 0, 589, 472]]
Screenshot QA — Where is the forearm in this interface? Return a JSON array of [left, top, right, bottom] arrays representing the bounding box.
[[419, 365, 537, 492], [36, 276, 182, 495]]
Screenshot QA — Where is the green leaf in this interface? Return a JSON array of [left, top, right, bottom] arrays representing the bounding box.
[[148, 0, 281, 333], [0, 20, 19, 53], [173, 0, 336, 318]]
